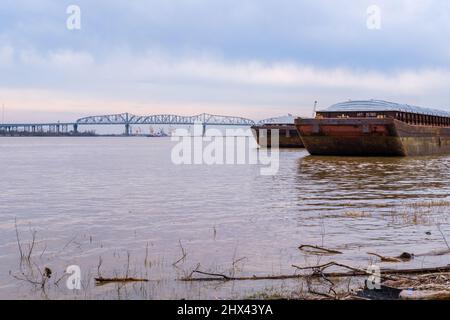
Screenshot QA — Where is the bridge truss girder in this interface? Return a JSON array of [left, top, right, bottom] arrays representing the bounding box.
[[76, 113, 256, 126]]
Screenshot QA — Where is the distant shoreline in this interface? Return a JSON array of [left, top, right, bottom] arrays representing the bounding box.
[[0, 133, 169, 137]]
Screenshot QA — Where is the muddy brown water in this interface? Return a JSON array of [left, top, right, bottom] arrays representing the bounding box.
[[0, 137, 449, 299]]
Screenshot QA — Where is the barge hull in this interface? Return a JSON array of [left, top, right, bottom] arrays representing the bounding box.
[[252, 125, 304, 148], [296, 118, 450, 156]]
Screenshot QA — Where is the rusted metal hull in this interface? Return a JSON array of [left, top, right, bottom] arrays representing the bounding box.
[[251, 124, 304, 148], [296, 118, 450, 156]]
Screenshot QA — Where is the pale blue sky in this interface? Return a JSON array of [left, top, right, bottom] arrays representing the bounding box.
[[1, 0, 450, 122]]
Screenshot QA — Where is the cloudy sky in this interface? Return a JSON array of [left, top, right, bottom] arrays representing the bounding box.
[[1, 0, 450, 122]]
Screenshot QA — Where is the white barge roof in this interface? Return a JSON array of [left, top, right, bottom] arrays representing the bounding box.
[[258, 114, 295, 125], [322, 100, 450, 117]]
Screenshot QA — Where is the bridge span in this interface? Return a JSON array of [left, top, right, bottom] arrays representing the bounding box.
[[0, 112, 257, 135]]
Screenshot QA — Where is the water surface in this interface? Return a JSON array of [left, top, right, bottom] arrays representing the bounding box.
[[1, 137, 449, 299]]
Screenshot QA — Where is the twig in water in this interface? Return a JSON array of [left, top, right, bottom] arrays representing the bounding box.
[[14, 219, 24, 262], [172, 240, 187, 266], [299, 245, 342, 256], [309, 289, 335, 299], [144, 242, 149, 267], [191, 270, 231, 280], [232, 257, 247, 267], [125, 251, 130, 279], [305, 273, 337, 300], [54, 273, 68, 287], [39, 243, 47, 259], [14, 220, 39, 269], [27, 229, 37, 262], [60, 235, 77, 253], [187, 263, 201, 279]]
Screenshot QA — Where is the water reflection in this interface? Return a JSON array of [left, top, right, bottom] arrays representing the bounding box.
[[296, 155, 450, 212]]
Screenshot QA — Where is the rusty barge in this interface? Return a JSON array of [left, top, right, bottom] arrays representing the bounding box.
[[252, 124, 304, 148], [296, 100, 450, 156]]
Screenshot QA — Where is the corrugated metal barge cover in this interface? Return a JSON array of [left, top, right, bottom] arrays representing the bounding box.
[[323, 100, 450, 117]]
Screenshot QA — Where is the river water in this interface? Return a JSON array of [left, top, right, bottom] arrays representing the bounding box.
[[1, 137, 450, 299]]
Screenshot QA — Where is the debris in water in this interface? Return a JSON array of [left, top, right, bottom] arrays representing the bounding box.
[[299, 245, 343, 255], [367, 252, 414, 263]]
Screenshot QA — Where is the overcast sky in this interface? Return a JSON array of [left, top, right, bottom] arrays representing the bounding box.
[[1, 0, 450, 122]]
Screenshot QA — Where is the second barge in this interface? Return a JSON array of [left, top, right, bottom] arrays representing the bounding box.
[[252, 124, 304, 148]]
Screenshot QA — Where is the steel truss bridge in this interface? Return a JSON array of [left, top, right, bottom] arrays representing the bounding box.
[[0, 112, 257, 135]]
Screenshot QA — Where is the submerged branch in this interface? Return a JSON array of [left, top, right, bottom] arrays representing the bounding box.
[[299, 245, 343, 255], [95, 277, 149, 285]]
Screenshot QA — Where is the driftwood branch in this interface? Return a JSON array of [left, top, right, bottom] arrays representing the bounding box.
[[191, 271, 231, 280], [294, 262, 450, 279], [181, 263, 450, 282], [400, 290, 450, 300], [181, 271, 306, 282], [95, 277, 149, 285], [367, 252, 413, 263], [299, 245, 342, 255], [416, 249, 450, 257]]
